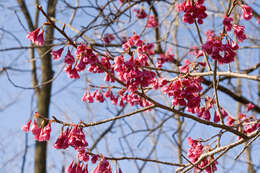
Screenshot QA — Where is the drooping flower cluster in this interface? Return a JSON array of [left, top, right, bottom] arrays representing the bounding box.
[[54, 125, 88, 150], [162, 76, 202, 110], [26, 28, 44, 46], [226, 112, 260, 138], [233, 25, 247, 42], [50, 124, 121, 173], [176, 0, 207, 24], [202, 31, 238, 64], [187, 137, 218, 173], [21, 113, 52, 141]]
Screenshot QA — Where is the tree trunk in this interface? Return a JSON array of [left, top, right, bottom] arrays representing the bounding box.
[[16, 0, 57, 172], [34, 1, 57, 172]]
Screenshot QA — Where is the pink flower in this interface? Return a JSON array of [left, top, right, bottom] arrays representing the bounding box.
[[230, 40, 239, 50], [39, 122, 51, 141], [21, 119, 32, 132], [95, 90, 105, 103], [35, 30, 45, 46], [68, 125, 88, 150], [257, 17, 260, 24], [65, 64, 80, 79], [26, 28, 45, 46], [213, 108, 228, 123], [91, 155, 98, 164], [51, 47, 64, 60], [233, 25, 246, 42], [146, 15, 158, 28], [240, 4, 253, 20], [187, 137, 218, 173], [133, 8, 147, 19], [177, 0, 207, 24], [104, 88, 112, 98], [64, 50, 75, 64], [103, 33, 115, 44], [223, 16, 233, 31], [31, 120, 41, 140], [83, 164, 88, 173], [53, 128, 70, 149], [78, 149, 89, 162], [247, 103, 255, 111], [226, 116, 235, 126], [179, 59, 191, 73], [26, 28, 40, 44], [92, 158, 111, 173], [66, 161, 78, 173], [81, 92, 88, 102], [156, 50, 174, 67]]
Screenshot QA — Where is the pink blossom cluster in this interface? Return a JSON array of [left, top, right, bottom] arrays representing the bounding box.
[[223, 16, 246, 42], [222, 16, 247, 42], [226, 112, 260, 138], [233, 25, 247, 42], [66, 156, 121, 173], [49, 33, 157, 108], [113, 55, 156, 93], [21, 113, 51, 141], [22, 115, 123, 173], [54, 125, 88, 150], [192, 96, 228, 122], [161, 76, 202, 110], [51, 43, 108, 79], [82, 87, 152, 108], [202, 31, 238, 64], [176, 0, 207, 24], [187, 137, 218, 173], [119, 33, 157, 93], [51, 124, 114, 172], [26, 28, 44, 46]]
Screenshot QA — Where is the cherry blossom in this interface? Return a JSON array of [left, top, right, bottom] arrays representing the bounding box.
[[240, 4, 253, 20], [21, 119, 32, 132], [51, 47, 64, 60]]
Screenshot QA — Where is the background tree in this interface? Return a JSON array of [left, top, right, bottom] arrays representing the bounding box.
[[16, 1, 57, 173]]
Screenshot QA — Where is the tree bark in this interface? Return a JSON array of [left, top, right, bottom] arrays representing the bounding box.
[[34, 1, 57, 172]]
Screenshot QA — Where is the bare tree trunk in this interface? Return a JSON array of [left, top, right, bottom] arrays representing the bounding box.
[[16, 0, 57, 172], [35, 1, 57, 172]]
